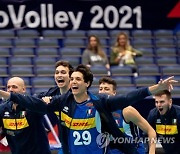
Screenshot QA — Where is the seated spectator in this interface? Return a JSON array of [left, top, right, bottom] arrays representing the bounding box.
[[82, 35, 110, 70], [110, 32, 142, 76]]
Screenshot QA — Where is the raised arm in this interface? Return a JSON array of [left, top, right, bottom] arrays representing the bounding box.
[[0, 90, 10, 100], [123, 106, 156, 154]]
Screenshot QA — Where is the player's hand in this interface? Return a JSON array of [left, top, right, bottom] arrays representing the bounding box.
[[42, 96, 52, 104]]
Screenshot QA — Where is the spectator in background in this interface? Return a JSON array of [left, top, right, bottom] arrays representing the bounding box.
[[110, 32, 143, 77], [82, 34, 110, 71], [98, 77, 156, 154], [147, 90, 180, 154], [0, 77, 51, 154]]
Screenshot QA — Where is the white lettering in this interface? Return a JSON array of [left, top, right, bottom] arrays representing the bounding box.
[[25, 11, 40, 28], [68, 11, 83, 30], [0, 11, 9, 27]]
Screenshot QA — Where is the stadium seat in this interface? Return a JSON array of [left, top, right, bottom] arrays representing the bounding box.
[[34, 57, 57, 67], [0, 68, 8, 77], [14, 38, 36, 48], [109, 30, 130, 39], [137, 66, 160, 76], [171, 87, 180, 97], [131, 30, 152, 39], [111, 66, 133, 76], [35, 67, 55, 77], [155, 47, 177, 57], [156, 57, 178, 66], [60, 57, 81, 67], [42, 30, 64, 39], [38, 38, 59, 48], [154, 29, 174, 39], [87, 30, 109, 38], [136, 48, 155, 57], [90, 66, 109, 77], [0, 78, 5, 88], [32, 87, 52, 95], [16, 29, 39, 39], [161, 66, 180, 76], [0, 58, 8, 67], [12, 48, 35, 57], [88, 86, 99, 94], [0, 48, 11, 57], [63, 38, 85, 48], [112, 76, 134, 87], [133, 38, 153, 48], [32, 77, 55, 88], [60, 47, 81, 57], [36, 48, 59, 57], [134, 76, 158, 87], [0, 39, 13, 48], [135, 57, 156, 66], [155, 38, 175, 48], [116, 86, 137, 95], [64, 30, 86, 38], [10, 67, 34, 77], [10, 57, 33, 67], [0, 29, 15, 39], [91, 76, 102, 87]]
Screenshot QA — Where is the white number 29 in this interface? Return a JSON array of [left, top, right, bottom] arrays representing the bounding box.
[[73, 131, 91, 145]]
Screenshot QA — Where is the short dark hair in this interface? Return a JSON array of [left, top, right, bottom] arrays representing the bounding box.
[[74, 64, 93, 88], [99, 77, 117, 91], [154, 90, 172, 99], [55, 60, 74, 76]]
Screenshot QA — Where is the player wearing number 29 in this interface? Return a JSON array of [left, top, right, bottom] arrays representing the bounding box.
[[0, 65, 177, 154]]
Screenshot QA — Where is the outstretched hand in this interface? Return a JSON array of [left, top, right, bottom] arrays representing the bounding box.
[[158, 76, 178, 91]]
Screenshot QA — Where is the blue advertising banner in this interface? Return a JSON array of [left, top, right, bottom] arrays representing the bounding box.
[[0, 0, 179, 30]]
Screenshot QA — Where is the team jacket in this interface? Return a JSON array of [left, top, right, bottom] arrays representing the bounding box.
[[10, 87, 151, 154], [147, 105, 180, 154], [0, 100, 51, 154]]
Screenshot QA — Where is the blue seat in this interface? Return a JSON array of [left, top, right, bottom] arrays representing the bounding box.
[[171, 87, 180, 98], [60, 47, 81, 57], [65, 30, 86, 38], [133, 38, 153, 48], [60, 57, 81, 67], [0, 48, 11, 57], [0, 77, 5, 88], [134, 76, 158, 87], [16, 29, 39, 38], [116, 86, 137, 95], [112, 76, 134, 87], [161, 66, 180, 76], [0, 68, 8, 77], [154, 29, 174, 39], [0, 58, 8, 67], [137, 66, 160, 76], [136, 47, 155, 57], [36, 48, 59, 57], [131, 30, 152, 39], [10, 67, 34, 77], [109, 30, 130, 39], [38, 38, 59, 48], [135, 57, 156, 66], [87, 30, 109, 38], [88, 86, 99, 94], [111, 66, 133, 76], [34, 57, 56, 67], [90, 66, 109, 77], [155, 38, 175, 48], [42, 30, 64, 39], [156, 57, 178, 66], [14, 38, 36, 48], [12, 48, 35, 57], [63, 38, 85, 48], [32, 77, 55, 88], [10, 57, 33, 67], [0, 30, 15, 39], [0, 39, 13, 48], [35, 67, 55, 77], [155, 47, 177, 57], [32, 87, 52, 95]]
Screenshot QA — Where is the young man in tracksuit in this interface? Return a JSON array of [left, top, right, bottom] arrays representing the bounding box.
[[0, 65, 177, 154], [147, 90, 180, 154], [0, 77, 51, 154], [98, 77, 156, 154]]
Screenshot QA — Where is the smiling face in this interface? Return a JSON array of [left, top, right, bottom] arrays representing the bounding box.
[[7, 77, 26, 93], [70, 71, 89, 97], [54, 65, 70, 88], [99, 82, 116, 96], [155, 94, 172, 115]]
